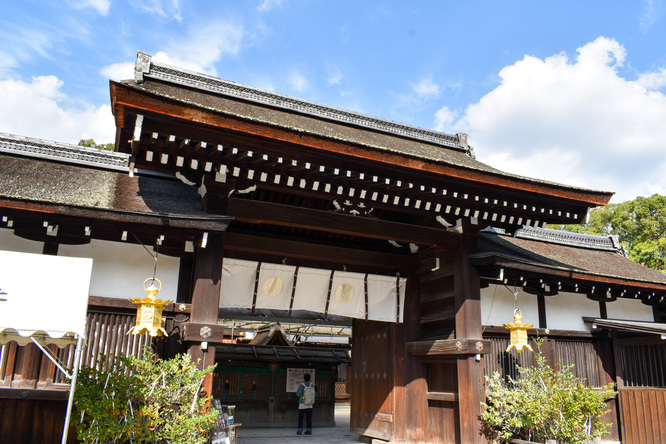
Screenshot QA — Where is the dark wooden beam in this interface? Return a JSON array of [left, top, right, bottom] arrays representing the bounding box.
[[481, 325, 596, 338], [406, 339, 491, 356], [183, 322, 229, 343], [426, 391, 458, 402], [0, 198, 232, 232], [226, 198, 459, 248], [0, 388, 69, 400], [224, 232, 416, 272]]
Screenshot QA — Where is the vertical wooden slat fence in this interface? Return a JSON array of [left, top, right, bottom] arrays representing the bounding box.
[[483, 334, 620, 441], [0, 309, 152, 444], [484, 336, 605, 387], [0, 311, 150, 387], [554, 339, 602, 386], [618, 341, 666, 444], [82, 311, 151, 370], [483, 336, 536, 381]]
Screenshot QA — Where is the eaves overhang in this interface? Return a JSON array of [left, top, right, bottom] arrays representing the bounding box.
[[583, 317, 666, 336], [110, 80, 613, 210]]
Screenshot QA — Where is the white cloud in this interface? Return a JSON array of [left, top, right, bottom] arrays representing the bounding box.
[[637, 67, 666, 90], [152, 20, 244, 76], [67, 0, 111, 15], [100, 61, 135, 81], [0, 26, 55, 75], [639, 0, 663, 32], [391, 77, 442, 118], [258, 0, 282, 13], [288, 70, 308, 92], [326, 62, 343, 86], [135, 0, 182, 21], [412, 77, 440, 97], [454, 37, 666, 203], [434, 106, 457, 132], [0, 76, 115, 144]]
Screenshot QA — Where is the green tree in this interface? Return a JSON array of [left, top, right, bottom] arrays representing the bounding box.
[[550, 194, 666, 272], [481, 339, 616, 443], [78, 138, 115, 151], [75, 348, 218, 444]]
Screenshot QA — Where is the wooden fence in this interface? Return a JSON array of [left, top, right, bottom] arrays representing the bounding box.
[[1, 311, 150, 389], [0, 309, 150, 443], [483, 334, 620, 442], [617, 340, 666, 444]]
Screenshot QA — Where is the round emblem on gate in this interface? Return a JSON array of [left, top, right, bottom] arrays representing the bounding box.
[[334, 284, 355, 303], [262, 276, 284, 297]]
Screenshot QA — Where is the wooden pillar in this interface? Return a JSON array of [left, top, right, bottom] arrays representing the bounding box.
[[537, 292, 547, 329], [187, 232, 224, 397], [454, 236, 484, 444], [398, 272, 426, 443]]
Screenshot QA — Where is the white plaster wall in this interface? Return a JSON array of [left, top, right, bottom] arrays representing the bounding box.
[[59, 239, 180, 301], [544, 292, 600, 331], [606, 297, 654, 321], [481, 284, 539, 327], [0, 227, 44, 254]]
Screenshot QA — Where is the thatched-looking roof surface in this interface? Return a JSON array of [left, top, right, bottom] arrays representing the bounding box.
[[475, 227, 666, 288], [1, 137, 212, 218]]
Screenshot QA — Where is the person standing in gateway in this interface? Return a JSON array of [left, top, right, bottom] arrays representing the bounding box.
[[296, 373, 315, 435]]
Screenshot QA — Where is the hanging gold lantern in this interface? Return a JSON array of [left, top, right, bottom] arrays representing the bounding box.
[[128, 278, 171, 337], [504, 308, 533, 353]]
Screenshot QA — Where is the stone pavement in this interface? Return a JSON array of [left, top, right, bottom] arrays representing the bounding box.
[[236, 404, 369, 444]]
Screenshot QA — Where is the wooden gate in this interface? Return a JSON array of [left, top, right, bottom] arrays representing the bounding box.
[[351, 319, 394, 441], [619, 388, 666, 443], [617, 340, 666, 444]]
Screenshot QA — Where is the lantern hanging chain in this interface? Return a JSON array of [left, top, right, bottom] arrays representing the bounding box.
[[514, 287, 518, 310], [129, 231, 159, 282], [151, 244, 159, 282], [504, 283, 520, 311]]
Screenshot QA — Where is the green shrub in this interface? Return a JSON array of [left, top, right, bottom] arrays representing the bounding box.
[[75, 348, 218, 444], [481, 338, 616, 443]]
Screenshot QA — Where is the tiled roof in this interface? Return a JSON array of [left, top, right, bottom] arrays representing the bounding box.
[[476, 227, 666, 287]]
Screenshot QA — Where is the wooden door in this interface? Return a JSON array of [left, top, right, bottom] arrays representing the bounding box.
[[351, 319, 394, 441], [616, 340, 666, 443]]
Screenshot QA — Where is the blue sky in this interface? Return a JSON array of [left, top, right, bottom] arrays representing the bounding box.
[[1, 1, 666, 203]]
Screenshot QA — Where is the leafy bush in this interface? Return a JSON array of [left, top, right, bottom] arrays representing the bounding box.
[[75, 348, 218, 444], [481, 338, 616, 443]]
